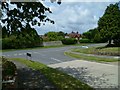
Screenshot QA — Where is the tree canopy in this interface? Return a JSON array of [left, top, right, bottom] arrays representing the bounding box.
[[43, 31, 65, 41], [1, 0, 60, 49], [98, 3, 120, 46], [82, 2, 120, 46], [1, 1, 55, 37]]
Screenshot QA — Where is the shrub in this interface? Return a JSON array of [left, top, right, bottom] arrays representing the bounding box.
[[113, 39, 120, 47], [2, 35, 43, 49], [61, 38, 77, 45], [2, 38, 13, 49], [2, 57, 17, 77], [79, 38, 92, 43]]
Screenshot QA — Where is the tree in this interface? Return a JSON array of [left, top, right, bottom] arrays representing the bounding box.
[[1, 0, 61, 49], [1, 1, 54, 36], [44, 31, 58, 41], [58, 31, 65, 37], [43, 31, 65, 41], [98, 3, 120, 45]]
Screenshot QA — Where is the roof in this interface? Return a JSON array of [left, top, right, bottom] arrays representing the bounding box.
[[69, 31, 81, 38]]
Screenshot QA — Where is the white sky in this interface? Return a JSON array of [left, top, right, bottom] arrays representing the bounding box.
[[1, 0, 120, 35], [35, 1, 119, 35]]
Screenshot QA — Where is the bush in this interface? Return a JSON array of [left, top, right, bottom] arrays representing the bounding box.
[[79, 38, 92, 43], [113, 39, 120, 47], [61, 38, 77, 45], [2, 35, 43, 49], [2, 38, 13, 49], [2, 57, 17, 77]]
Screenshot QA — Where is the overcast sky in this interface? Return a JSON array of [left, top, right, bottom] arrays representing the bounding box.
[[34, 0, 120, 35], [1, 0, 120, 35]]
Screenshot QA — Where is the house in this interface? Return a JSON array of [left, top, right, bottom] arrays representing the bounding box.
[[65, 31, 81, 41]]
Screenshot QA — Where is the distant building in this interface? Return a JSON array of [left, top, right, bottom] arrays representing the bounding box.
[[65, 31, 81, 40]]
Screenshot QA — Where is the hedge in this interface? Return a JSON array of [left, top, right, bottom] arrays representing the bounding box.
[[79, 38, 92, 43], [61, 38, 77, 45]]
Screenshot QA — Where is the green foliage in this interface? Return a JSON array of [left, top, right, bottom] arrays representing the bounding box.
[[43, 31, 65, 41], [83, 3, 120, 45], [82, 28, 97, 40], [1, 2, 54, 35], [61, 38, 77, 45], [2, 57, 16, 77], [2, 28, 43, 49], [82, 28, 106, 43], [79, 38, 92, 43], [1, 1, 55, 49], [93, 33, 103, 43], [98, 3, 120, 46], [2, 37, 13, 49], [113, 38, 120, 47]]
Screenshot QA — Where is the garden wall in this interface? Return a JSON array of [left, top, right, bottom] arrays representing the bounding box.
[[43, 41, 62, 46]]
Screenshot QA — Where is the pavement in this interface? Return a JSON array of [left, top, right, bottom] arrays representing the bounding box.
[[48, 60, 120, 89], [1, 43, 120, 89]]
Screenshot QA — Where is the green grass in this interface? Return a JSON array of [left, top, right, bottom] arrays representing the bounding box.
[[65, 52, 119, 62], [72, 47, 95, 54], [72, 46, 119, 56], [96, 47, 119, 53], [9, 58, 93, 90]]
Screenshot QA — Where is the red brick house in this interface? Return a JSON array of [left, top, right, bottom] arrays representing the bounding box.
[[65, 31, 81, 40]]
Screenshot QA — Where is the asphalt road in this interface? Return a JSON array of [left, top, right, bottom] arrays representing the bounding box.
[[2, 46, 78, 65], [1, 43, 119, 89], [2, 43, 118, 65]]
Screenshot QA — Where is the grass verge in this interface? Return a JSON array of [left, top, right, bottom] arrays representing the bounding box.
[[72, 46, 119, 56], [9, 58, 93, 90], [65, 52, 119, 62]]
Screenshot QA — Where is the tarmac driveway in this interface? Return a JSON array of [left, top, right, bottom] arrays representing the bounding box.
[[48, 60, 119, 89]]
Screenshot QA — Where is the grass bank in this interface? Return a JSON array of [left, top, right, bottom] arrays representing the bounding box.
[[72, 46, 119, 56], [9, 58, 93, 90], [65, 52, 119, 63]]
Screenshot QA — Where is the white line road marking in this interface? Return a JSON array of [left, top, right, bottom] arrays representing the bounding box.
[[23, 53, 26, 55], [13, 54, 17, 56], [114, 56, 120, 59], [18, 53, 22, 55], [51, 57, 62, 63], [33, 52, 45, 56]]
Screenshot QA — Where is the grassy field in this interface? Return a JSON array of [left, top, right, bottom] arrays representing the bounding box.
[[66, 45, 119, 62], [65, 51, 119, 63], [9, 58, 93, 90], [72, 47, 95, 54], [72, 46, 119, 56]]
